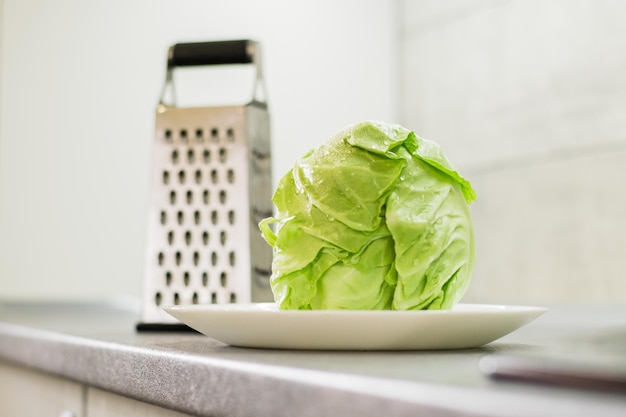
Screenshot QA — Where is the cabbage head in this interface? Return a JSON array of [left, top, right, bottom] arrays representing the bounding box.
[[259, 121, 476, 310]]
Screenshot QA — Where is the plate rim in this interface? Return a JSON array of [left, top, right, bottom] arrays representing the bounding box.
[[162, 303, 548, 350]]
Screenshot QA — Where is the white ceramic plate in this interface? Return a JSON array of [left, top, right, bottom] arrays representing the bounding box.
[[163, 303, 547, 350]]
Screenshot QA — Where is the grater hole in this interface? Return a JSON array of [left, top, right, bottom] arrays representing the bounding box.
[[177, 210, 184, 225], [228, 210, 235, 225], [185, 231, 192, 246], [192, 292, 199, 304], [160, 211, 166, 225], [186, 190, 193, 205], [165, 271, 172, 286], [157, 252, 164, 266], [211, 251, 218, 266], [203, 149, 210, 163], [211, 128, 219, 142], [169, 190, 176, 205], [155, 292, 162, 306], [211, 169, 218, 184], [202, 231, 209, 245], [220, 272, 227, 287], [226, 128, 235, 142], [183, 271, 190, 286], [174, 293, 180, 305], [203, 190, 209, 205], [187, 148, 195, 164], [211, 210, 218, 225], [194, 169, 202, 184], [193, 251, 199, 266], [172, 149, 179, 164], [202, 272, 208, 287], [167, 231, 174, 245], [219, 148, 227, 163], [195, 128, 203, 142], [164, 129, 172, 143], [229, 251, 235, 267], [163, 171, 170, 185], [227, 169, 235, 184], [219, 190, 227, 204], [211, 292, 217, 304], [194, 210, 200, 225], [180, 129, 188, 142], [230, 293, 237, 303], [220, 230, 227, 246], [175, 251, 181, 266], [178, 170, 185, 184]]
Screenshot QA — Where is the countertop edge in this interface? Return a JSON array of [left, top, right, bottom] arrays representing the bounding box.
[[2, 318, 626, 417], [0, 322, 476, 417]]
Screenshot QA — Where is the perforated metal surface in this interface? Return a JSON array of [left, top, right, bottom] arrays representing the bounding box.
[[141, 104, 273, 324]]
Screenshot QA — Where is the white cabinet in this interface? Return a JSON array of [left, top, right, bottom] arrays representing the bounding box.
[[0, 360, 84, 417], [86, 387, 193, 417]]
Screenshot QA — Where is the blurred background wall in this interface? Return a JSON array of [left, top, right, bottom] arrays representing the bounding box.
[[0, 0, 398, 300], [1, 0, 625, 305], [401, 0, 626, 304]]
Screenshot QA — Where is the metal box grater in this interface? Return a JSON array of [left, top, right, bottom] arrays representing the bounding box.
[[137, 40, 274, 330]]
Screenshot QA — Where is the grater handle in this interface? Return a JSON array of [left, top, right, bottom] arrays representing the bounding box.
[[159, 39, 267, 107], [167, 40, 254, 68]]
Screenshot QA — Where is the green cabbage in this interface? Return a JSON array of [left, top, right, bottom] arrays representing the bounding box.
[[259, 121, 476, 310]]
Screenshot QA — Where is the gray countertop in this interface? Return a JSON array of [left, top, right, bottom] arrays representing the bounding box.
[[1, 301, 625, 417]]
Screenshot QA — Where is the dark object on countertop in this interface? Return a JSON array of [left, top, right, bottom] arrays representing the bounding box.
[[136, 322, 198, 333], [480, 327, 626, 394]]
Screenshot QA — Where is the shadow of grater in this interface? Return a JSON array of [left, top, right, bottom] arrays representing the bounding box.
[[137, 40, 274, 331]]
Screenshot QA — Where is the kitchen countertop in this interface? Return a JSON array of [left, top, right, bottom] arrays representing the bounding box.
[[0, 301, 625, 417]]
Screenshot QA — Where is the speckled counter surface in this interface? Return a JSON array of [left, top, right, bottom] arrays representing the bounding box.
[[1, 301, 625, 417]]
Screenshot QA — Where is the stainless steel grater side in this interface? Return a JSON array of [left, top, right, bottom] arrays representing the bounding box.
[[138, 40, 273, 330]]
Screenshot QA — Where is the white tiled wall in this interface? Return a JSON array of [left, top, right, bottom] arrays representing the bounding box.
[[401, 0, 626, 304]]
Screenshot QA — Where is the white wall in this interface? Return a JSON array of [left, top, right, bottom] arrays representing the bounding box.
[[5, 0, 623, 307], [0, 0, 398, 300], [401, 0, 626, 304]]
